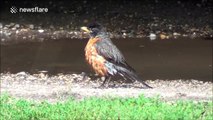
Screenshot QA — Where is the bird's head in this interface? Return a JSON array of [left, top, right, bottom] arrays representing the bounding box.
[[81, 22, 105, 37]]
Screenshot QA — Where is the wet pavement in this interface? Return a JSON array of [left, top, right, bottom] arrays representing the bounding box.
[[1, 38, 212, 81]]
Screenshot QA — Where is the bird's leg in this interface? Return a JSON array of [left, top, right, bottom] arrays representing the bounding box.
[[106, 76, 112, 85], [99, 76, 111, 88], [81, 72, 88, 81], [100, 76, 108, 87]]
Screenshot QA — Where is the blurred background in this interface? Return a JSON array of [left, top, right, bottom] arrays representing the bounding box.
[[0, 0, 212, 81]]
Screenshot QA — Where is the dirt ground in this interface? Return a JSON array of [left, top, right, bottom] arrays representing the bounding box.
[[1, 72, 212, 102]]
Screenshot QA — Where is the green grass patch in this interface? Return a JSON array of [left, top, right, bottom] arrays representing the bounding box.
[[0, 93, 212, 120]]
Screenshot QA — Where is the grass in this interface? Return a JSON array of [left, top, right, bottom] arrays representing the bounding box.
[[0, 93, 212, 120]]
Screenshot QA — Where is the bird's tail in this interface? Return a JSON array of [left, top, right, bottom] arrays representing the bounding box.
[[116, 65, 152, 88]]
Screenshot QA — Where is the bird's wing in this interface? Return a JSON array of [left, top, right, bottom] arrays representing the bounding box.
[[95, 37, 136, 72]]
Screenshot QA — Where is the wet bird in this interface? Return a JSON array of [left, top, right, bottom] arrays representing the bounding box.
[[81, 22, 152, 88]]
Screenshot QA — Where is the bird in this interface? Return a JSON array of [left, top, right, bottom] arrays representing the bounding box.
[[81, 22, 152, 88]]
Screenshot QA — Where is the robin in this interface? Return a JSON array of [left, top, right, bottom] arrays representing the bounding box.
[[81, 22, 152, 88]]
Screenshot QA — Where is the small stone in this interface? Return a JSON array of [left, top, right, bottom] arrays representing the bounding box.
[[16, 71, 27, 76], [38, 29, 44, 33], [149, 33, 156, 40], [16, 30, 19, 34], [14, 24, 20, 28], [9, 23, 15, 27], [28, 76, 37, 80], [11, 27, 16, 30], [38, 73, 47, 79], [3, 27, 8, 30], [29, 24, 34, 29], [38, 70, 48, 73], [190, 32, 196, 38], [5, 32, 11, 36], [173, 32, 181, 36], [160, 34, 166, 39], [20, 29, 28, 32], [74, 31, 78, 35]]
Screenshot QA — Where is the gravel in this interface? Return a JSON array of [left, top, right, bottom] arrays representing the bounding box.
[[1, 72, 212, 102], [1, 1, 212, 44]]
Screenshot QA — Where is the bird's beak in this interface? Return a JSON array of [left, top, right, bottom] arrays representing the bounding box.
[[81, 26, 90, 33]]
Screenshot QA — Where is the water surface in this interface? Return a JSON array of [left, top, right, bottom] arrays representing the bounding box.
[[1, 38, 212, 81]]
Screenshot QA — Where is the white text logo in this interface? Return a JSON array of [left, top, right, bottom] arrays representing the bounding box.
[[10, 6, 48, 13]]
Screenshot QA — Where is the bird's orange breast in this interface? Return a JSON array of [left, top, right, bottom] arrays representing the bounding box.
[[85, 37, 108, 76]]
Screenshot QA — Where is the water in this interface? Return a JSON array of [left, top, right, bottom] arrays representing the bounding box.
[[1, 38, 212, 81]]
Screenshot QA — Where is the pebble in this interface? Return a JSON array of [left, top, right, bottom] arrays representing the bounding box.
[[15, 30, 19, 34], [14, 24, 20, 28], [29, 24, 34, 29], [9, 23, 15, 27], [149, 33, 157, 40], [5, 32, 11, 36], [38, 70, 48, 73], [11, 27, 16, 30], [38, 29, 44, 33], [20, 28, 28, 32], [28, 76, 37, 81], [160, 34, 166, 39], [190, 32, 197, 38], [16, 71, 28, 76], [3, 27, 8, 30], [173, 32, 181, 36], [122, 32, 127, 36]]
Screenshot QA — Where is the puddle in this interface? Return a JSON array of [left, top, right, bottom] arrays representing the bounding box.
[[1, 38, 212, 81]]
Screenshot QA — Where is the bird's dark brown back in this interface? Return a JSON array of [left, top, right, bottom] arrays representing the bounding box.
[[94, 34, 136, 72]]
